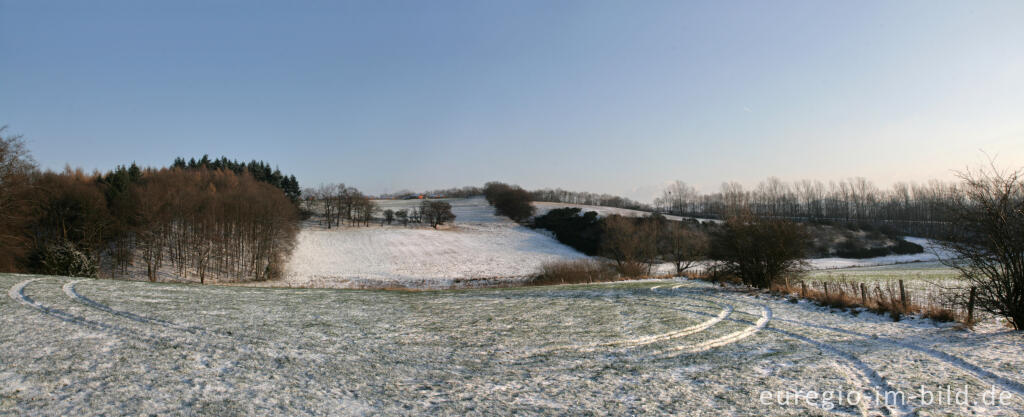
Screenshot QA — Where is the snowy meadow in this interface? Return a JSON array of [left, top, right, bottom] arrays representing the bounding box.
[[277, 197, 587, 289], [4, 273, 1024, 416]]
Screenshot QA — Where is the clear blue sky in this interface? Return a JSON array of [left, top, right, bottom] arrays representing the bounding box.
[[2, 1, 1022, 202]]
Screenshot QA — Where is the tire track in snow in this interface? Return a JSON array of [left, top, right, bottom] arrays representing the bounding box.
[[517, 297, 733, 358], [648, 304, 771, 357], [8, 279, 168, 348], [62, 280, 244, 343], [776, 317, 1024, 399], [690, 278, 1024, 408], [62, 279, 352, 365], [664, 285, 910, 416]]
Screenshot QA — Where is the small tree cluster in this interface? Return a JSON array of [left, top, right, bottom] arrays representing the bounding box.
[[308, 184, 378, 227], [420, 200, 455, 228], [484, 181, 535, 222]]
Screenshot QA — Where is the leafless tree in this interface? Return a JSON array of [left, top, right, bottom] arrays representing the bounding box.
[[939, 164, 1024, 329], [660, 222, 709, 276], [0, 126, 36, 270], [713, 211, 808, 289], [600, 215, 658, 277]]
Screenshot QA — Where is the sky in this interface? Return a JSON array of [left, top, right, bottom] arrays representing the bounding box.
[[2, 1, 1022, 202]]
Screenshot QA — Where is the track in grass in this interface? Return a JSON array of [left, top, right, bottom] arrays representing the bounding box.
[[662, 285, 911, 417], [9, 279, 169, 348], [63, 280, 244, 343]]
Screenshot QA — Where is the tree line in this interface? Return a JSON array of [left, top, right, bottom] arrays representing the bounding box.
[[654, 177, 959, 237], [0, 128, 300, 283], [306, 183, 456, 229], [529, 188, 653, 211]]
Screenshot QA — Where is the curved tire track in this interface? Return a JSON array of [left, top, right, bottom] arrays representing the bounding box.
[[666, 286, 910, 416], [681, 281, 1024, 407], [776, 317, 1024, 399], [649, 304, 771, 357], [9, 279, 168, 348], [63, 280, 244, 343]]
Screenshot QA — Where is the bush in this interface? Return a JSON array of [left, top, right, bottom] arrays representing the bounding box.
[[532, 260, 617, 285], [712, 211, 808, 289], [37, 240, 97, 278], [891, 238, 924, 255], [940, 165, 1024, 329], [533, 208, 603, 255], [833, 238, 923, 258], [601, 215, 658, 277]]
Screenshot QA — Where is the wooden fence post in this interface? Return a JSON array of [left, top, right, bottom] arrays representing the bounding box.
[[899, 280, 907, 310], [860, 283, 867, 306], [967, 286, 977, 326], [801, 281, 807, 298], [823, 282, 829, 298]]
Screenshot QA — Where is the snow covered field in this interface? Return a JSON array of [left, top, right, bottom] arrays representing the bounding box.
[[280, 197, 586, 289], [4, 273, 1024, 416]]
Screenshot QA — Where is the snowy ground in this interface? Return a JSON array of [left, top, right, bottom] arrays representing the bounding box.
[[4, 273, 1024, 416], [280, 197, 587, 289]]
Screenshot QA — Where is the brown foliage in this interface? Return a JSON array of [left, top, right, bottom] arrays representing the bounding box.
[[2, 159, 299, 283], [600, 215, 658, 277], [0, 127, 37, 270], [532, 260, 618, 285]]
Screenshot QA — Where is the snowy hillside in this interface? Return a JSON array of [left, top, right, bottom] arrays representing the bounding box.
[[280, 197, 587, 289], [4, 274, 1024, 415]]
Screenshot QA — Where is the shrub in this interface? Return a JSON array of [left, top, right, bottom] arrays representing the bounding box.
[[712, 211, 808, 289], [601, 215, 658, 277], [921, 305, 958, 323], [940, 165, 1024, 329], [891, 238, 924, 255], [37, 240, 98, 278], [532, 260, 617, 285]]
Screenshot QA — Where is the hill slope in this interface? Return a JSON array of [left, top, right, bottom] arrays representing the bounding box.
[[281, 197, 586, 289]]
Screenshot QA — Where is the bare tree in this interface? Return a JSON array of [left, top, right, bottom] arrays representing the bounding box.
[[383, 209, 395, 225], [713, 211, 808, 289], [939, 164, 1024, 329], [600, 215, 658, 277], [660, 222, 710, 276], [0, 126, 36, 270]]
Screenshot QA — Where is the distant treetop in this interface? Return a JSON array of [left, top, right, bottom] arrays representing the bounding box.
[[172, 155, 301, 204]]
